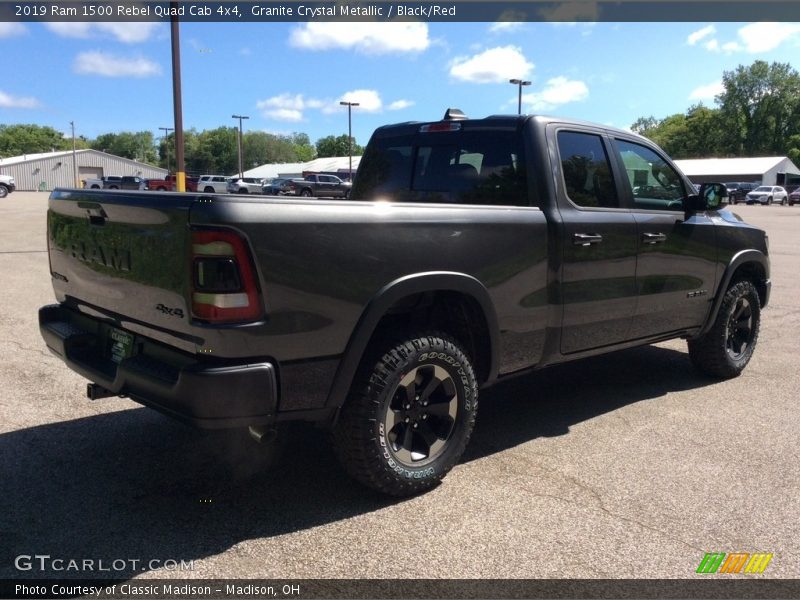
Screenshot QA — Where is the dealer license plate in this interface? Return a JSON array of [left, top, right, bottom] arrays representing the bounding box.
[[107, 328, 135, 364]]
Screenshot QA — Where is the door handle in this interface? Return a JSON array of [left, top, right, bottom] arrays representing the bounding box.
[[642, 232, 667, 244], [573, 233, 603, 246]]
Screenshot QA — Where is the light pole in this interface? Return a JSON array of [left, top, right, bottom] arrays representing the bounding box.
[[509, 78, 531, 115], [339, 101, 359, 180], [70, 121, 78, 187], [232, 114, 249, 179], [170, 3, 186, 191], [159, 127, 174, 174]]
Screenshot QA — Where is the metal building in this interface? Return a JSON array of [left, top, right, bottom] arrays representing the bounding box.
[[0, 149, 167, 191], [243, 156, 363, 181], [674, 156, 800, 187]]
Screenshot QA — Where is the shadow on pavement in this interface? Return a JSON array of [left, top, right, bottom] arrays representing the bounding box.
[[1, 344, 714, 579]]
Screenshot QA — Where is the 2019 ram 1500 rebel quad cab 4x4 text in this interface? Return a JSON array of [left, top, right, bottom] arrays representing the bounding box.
[[39, 110, 770, 496]]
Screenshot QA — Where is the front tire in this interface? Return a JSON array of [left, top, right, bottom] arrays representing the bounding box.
[[301, 189, 313, 197], [0, 185, 8, 198], [332, 334, 478, 497], [688, 280, 761, 378]]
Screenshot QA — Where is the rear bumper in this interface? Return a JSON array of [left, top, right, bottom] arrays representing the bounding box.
[[39, 304, 277, 428]]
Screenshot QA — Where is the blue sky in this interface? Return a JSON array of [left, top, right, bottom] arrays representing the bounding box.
[[1, 20, 800, 149]]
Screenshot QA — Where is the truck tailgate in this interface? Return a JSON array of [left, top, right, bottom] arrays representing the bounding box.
[[47, 189, 195, 338]]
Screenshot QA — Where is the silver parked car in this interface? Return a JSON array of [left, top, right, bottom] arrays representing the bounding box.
[[197, 175, 231, 194], [227, 177, 266, 194], [745, 186, 788, 205]]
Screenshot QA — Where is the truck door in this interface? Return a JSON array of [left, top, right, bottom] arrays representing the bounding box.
[[609, 137, 718, 338], [550, 127, 638, 354]]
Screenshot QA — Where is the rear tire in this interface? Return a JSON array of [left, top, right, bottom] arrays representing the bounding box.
[[204, 186, 214, 193], [688, 280, 761, 378], [332, 333, 478, 497]]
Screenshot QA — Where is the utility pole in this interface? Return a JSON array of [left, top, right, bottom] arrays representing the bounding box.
[[159, 127, 174, 174], [509, 78, 531, 115], [170, 2, 186, 191], [70, 121, 78, 187], [232, 114, 249, 179], [339, 101, 360, 180]]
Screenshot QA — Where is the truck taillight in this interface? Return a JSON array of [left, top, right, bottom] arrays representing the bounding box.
[[191, 229, 262, 323]]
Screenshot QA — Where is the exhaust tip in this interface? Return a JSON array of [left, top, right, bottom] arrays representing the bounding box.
[[248, 425, 277, 444]]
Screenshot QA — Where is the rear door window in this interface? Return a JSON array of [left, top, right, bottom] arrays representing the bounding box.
[[556, 131, 619, 209]]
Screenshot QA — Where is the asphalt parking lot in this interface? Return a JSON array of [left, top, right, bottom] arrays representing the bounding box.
[[1, 192, 798, 583]]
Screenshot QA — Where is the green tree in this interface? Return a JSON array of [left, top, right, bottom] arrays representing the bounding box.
[[631, 60, 800, 159], [316, 134, 363, 158], [91, 131, 157, 163], [787, 134, 800, 167], [290, 132, 316, 162], [0, 124, 72, 156], [717, 60, 800, 156]]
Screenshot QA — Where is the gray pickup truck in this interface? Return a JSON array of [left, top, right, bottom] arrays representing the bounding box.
[[39, 109, 770, 496], [83, 176, 146, 191], [285, 173, 352, 198]]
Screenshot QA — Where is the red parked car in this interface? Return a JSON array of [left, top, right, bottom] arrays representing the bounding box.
[[788, 186, 800, 206]]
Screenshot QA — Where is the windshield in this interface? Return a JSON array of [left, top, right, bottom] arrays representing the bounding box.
[[754, 186, 770, 192]]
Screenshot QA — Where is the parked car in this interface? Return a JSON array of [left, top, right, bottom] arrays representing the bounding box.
[[83, 176, 145, 190], [197, 175, 231, 194], [745, 185, 788, 205], [262, 177, 292, 195], [0, 173, 15, 198], [41, 109, 770, 497], [227, 177, 265, 194], [147, 174, 198, 192], [788, 187, 800, 206], [284, 174, 352, 198], [724, 182, 758, 204]]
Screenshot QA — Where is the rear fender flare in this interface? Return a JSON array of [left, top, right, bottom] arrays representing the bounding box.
[[325, 271, 499, 409]]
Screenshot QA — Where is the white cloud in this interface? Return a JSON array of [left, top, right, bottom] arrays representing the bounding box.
[[73, 51, 161, 77], [46, 22, 160, 43], [689, 80, 724, 101], [449, 46, 533, 84], [0, 90, 41, 109], [0, 22, 26, 38], [264, 108, 304, 122], [325, 90, 383, 114], [521, 77, 589, 111], [388, 99, 415, 110], [687, 25, 715, 45], [698, 22, 800, 55], [489, 21, 525, 34], [256, 93, 325, 121], [289, 22, 429, 54], [736, 22, 800, 53]]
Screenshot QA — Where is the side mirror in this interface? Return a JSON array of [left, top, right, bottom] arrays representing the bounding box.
[[687, 182, 727, 212]]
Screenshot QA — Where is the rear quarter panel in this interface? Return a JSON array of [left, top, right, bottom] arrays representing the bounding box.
[[189, 196, 549, 374]]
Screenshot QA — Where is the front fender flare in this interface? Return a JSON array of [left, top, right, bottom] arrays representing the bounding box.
[[697, 249, 770, 337]]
